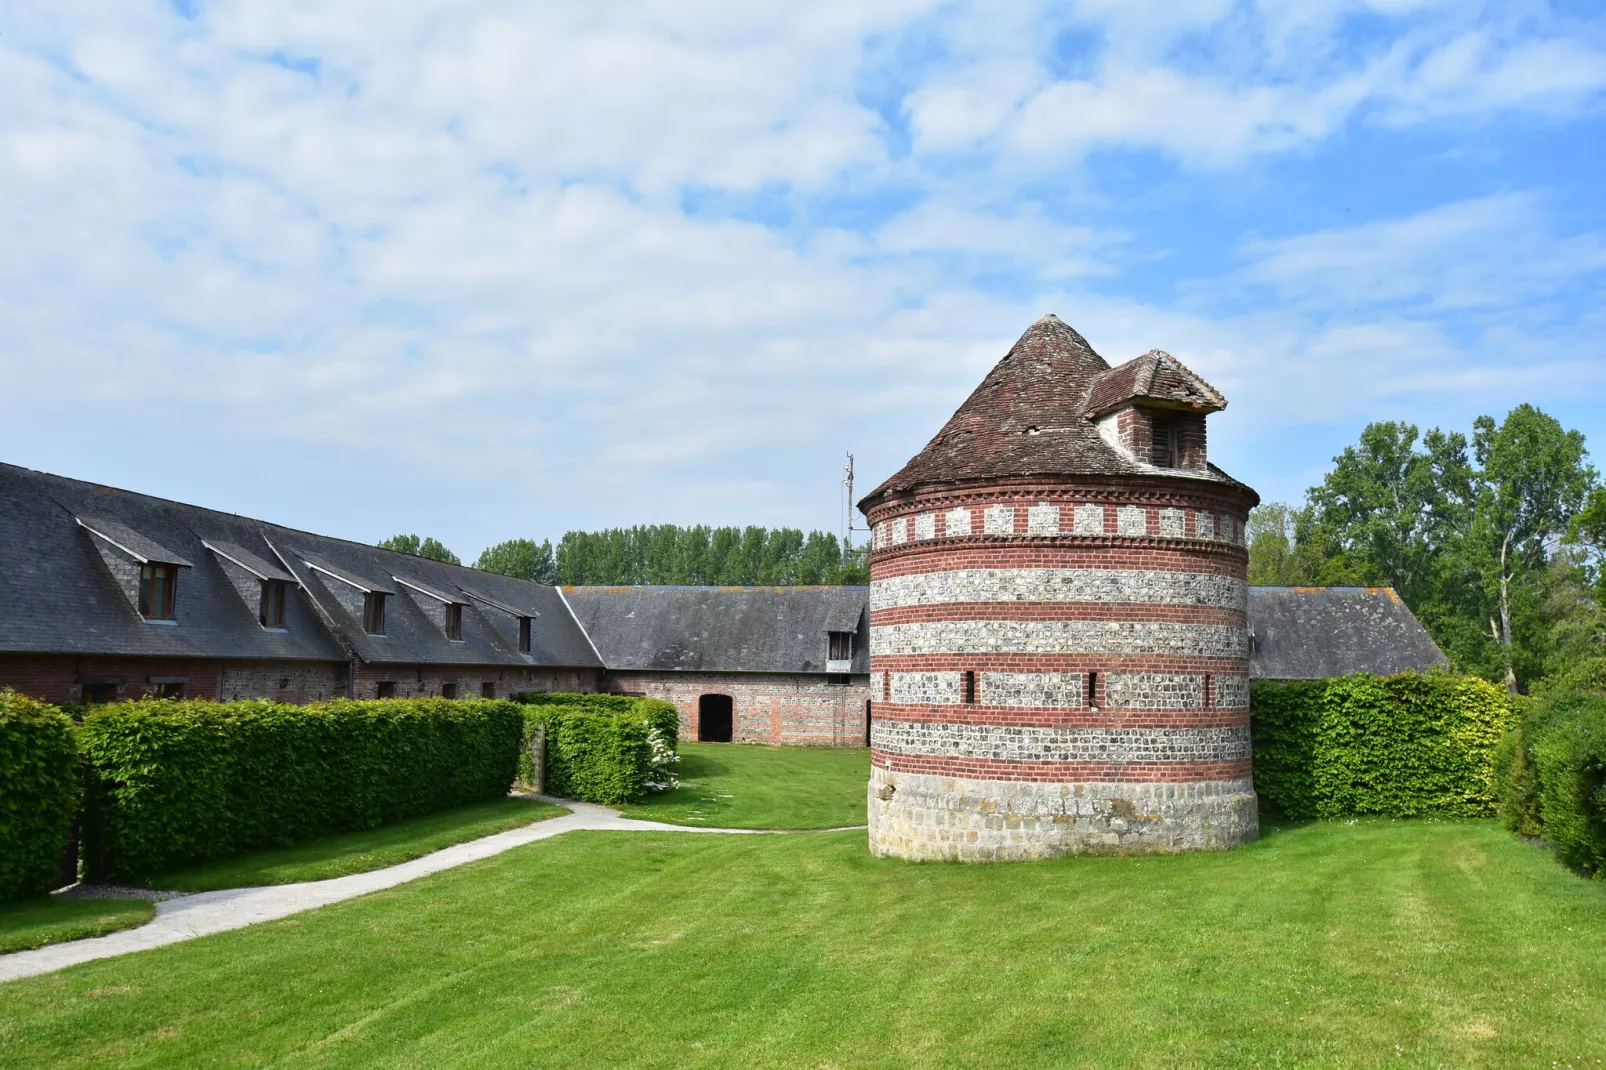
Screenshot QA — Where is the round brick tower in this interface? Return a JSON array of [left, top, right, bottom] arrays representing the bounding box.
[[859, 315, 1260, 860]]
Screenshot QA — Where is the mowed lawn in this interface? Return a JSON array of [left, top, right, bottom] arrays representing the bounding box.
[[619, 742, 870, 829], [0, 898, 154, 956], [149, 797, 569, 893], [3, 817, 1604, 1068]]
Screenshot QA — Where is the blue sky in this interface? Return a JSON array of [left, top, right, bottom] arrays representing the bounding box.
[[3, 1, 1603, 561]]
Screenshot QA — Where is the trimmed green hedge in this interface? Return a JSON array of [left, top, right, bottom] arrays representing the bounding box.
[[1496, 692, 1606, 875], [0, 690, 79, 901], [514, 693, 680, 804], [1251, 673, 1513, 820], [78, 697, 523, 882]]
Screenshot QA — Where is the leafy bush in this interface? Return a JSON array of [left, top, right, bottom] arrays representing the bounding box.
[[1496, 691, 1606, 875], [0, 691, 78, 901], [78, 697, 523, 882], [514, 693, 680, 804], [1533, 657, 1606, 699], [1251, 673, 1513, 819]]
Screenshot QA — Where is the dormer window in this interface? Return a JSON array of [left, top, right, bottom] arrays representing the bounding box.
[[139, 564, 178, 620], [519, 617, 532, 653], [828, 631, 854, 661], [446, 603, 463, 641], [363, 592, 386, 635], [260, 580, 288, 628]]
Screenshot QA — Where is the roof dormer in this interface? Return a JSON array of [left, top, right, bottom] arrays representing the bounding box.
[[1086, 350, 1225, 472], [394, 575, 469, 641], [205, 540, 296, 630], [77, 516, 193, 623], [302, 554, 396, 635]]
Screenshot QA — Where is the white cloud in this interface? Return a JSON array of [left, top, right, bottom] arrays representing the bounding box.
[[0, 0, 1602, 550], [1235, 193, 1606, 311]]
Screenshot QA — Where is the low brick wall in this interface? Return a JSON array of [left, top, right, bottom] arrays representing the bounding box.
[[604, 670, 871, 746]]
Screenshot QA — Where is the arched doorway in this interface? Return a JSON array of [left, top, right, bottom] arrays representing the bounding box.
[[698, 694, 734, 742]]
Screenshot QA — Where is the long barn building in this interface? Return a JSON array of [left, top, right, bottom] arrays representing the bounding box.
[[0, 458, 1445, 751]]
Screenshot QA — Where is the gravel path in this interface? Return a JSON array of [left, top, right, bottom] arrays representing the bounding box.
[[0, 798, 865, 984]]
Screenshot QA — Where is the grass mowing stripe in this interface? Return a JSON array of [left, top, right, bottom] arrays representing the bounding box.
[[0, 898, 155, 955], [2, 820, 1604, 1067]]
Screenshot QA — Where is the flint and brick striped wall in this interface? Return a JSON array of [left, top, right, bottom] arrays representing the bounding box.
[[865, 479, 1258, 859]]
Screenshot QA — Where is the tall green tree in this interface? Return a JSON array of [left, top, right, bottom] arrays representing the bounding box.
[[474, 539, 556, 584], [1465, 406, 1596, 691], [378, 533, 461, 566]]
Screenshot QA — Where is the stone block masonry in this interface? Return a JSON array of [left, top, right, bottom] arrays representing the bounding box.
[[870, 567, 1246, 612], [980, 671, 1083, 708], [868, 767, 1257, 860]]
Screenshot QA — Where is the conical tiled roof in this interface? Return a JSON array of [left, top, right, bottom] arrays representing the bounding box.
[[859, 315, 1252, 508]]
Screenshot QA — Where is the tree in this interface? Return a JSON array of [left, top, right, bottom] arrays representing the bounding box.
[[474, 539, 556, 584], [545, 525, 869, 586], [1303, 421, 1473, 603], [378, 533, 461, 566], [1468, 406, 1596, 692]]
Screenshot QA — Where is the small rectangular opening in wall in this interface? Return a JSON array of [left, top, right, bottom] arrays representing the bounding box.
[[441, 681, 458, 699], [1087, 671, 1099, 709], [1151, 416, 1176, 468], [1203, 674, 1213, 708], [481, 681, 496, 699], [963, 670, 976, 704], [155, 682, 184, 699], [376, 681, 397, 698]]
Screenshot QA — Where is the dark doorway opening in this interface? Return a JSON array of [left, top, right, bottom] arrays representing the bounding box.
[[698, 694, 734, 742]]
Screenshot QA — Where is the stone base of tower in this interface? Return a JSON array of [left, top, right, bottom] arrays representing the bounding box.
[[867, 766, 1258, 861]]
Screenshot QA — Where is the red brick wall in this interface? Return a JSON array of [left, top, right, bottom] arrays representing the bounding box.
[[0, 653, 599, 705], [0, 654, 334, 705], [603, 670, 871, 747]]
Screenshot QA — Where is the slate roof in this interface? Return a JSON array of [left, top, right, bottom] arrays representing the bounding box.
[[563, 586, 870, 674], [1248, 587, 1448, 680], [860, 315, 1254, 508], [567, 584, 1444, 681], [0, 462, 602, 669]]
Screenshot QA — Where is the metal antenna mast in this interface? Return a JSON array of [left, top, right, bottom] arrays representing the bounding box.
[[842, 452, 871, 548]]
